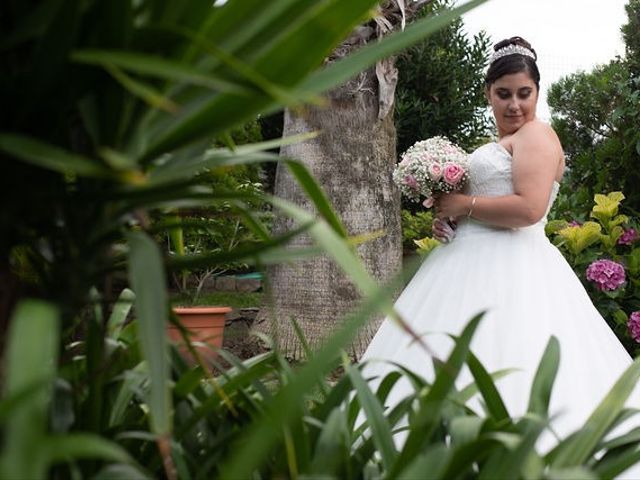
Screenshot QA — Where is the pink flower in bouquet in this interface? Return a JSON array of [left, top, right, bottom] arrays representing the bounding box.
[[585, 259, 626, 291], [428, 163, 443, 181], [404, 174, 419, 190], [628, 312, 640, 343], [618, 228, 639, 246], [568, 220, 581, 227], [443, 162, 465, 186]]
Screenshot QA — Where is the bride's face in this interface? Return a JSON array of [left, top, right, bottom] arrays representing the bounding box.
[[486, 71, 539, 137]]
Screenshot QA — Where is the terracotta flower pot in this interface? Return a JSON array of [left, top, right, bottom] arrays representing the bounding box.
[[168, 306, 231, 364]]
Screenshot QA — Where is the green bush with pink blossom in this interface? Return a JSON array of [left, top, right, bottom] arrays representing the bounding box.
[[547, 192, 640, 355]]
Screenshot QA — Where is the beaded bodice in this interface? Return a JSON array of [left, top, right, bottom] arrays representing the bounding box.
[[467, 142, 516, 197]]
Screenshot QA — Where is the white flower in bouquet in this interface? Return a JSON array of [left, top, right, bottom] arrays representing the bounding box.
[[393, 136, 469, 207]]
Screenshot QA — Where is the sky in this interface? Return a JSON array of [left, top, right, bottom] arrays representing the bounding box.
[[455, 0, 629, 119]]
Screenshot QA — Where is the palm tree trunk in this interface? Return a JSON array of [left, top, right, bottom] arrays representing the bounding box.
[[257, 66, 402, 360], [255, 1, 431, 360]]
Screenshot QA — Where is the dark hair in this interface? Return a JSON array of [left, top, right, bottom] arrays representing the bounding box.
[[485, 36, 540, 90]]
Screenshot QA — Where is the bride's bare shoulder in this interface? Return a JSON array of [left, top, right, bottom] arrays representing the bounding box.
[[513, 120, 563, 153], [516, 119, 555, 138]]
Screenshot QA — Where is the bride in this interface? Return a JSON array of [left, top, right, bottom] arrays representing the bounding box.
[[360, 36, 640, 469]]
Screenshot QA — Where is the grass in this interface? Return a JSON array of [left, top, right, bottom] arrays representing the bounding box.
[[171, 291, 263, 309]]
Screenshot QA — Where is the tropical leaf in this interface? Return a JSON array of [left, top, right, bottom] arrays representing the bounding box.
[[557, 221, 602, 255], [467, 351, 511, 422], [71, 49, 249, 94], [0, 133, 114, 178], [127, 231, 172, 437], [0, 300, 60, 480], [346, 359, 397, 470], [527, 336, 560, 416], [550, 356, 640, 468], [414, 236, 442, 254], [478, 416, 547, 480], [591, 191, 625, 223], [391, 312, 485, 477], [42, 433, 137, 465], [308, 408, 350, 477], [107, 288, 136, 339], [396, 444, 451, 480]]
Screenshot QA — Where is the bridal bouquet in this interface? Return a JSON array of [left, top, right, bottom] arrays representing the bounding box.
[[393, 136, 469, 207]]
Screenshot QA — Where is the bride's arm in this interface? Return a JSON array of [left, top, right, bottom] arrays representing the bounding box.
[[436, 122, 563, 228]]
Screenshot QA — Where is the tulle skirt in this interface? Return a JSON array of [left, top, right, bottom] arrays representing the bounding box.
[[361, 219, 640, 472]]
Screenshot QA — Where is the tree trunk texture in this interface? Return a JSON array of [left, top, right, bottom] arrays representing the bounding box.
[[255, 65, 402, 360]]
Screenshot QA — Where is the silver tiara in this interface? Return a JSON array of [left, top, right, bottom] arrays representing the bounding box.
[[490, 44, 536, 64]]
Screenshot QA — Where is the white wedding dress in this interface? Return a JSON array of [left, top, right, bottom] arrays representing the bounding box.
[[361, 141, 640, 474]]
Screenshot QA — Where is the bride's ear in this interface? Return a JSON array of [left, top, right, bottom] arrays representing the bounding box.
[[484, 86, 492, 105]]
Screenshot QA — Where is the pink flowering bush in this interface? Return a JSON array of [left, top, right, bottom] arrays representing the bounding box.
[[548, 192, 640, 355], [628, 312, 640, 343], [618, 228, 639, 246], [585, 259, 626, 291]]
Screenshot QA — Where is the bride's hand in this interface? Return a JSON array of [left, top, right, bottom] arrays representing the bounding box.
[[434, 193, 470, 219], [432, 217, 457, 243]]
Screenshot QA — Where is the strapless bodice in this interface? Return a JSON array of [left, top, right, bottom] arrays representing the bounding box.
[[455, 142, 560, 239]]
